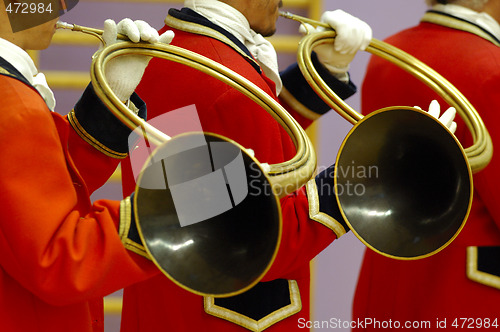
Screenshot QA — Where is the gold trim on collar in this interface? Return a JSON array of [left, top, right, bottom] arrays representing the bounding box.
[[279, 86, 321, 121], [165, 14, 261, 70], [306, 178, 347, 238], [204, 280, 301, 331], [0, 67, 24, 81], [67, 109, 128, 159], [421, 12, 500, 47], [466, 246, 500, 290], [0, 67, 11, 76]]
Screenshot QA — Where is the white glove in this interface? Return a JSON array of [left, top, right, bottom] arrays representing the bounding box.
[[414, 100, 457, 134], [307, 10, 372, 76], [102, 18, 175, 102]]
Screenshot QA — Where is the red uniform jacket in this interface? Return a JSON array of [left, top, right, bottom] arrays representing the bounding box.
[[119, 7, 356, 332], [0, 57, 157, 332], [353, 10, 500, 329]]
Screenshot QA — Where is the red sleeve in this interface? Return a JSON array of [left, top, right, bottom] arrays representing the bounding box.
[[0, 77, 157, 306], [262, 187, 339, 281], [65, 117, 121, 193]]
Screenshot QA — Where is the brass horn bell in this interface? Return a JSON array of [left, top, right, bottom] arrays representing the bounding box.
[[335, 107, 471, 259], [134, 132, 281, 297]]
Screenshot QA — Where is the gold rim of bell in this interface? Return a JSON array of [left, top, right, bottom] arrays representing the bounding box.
[[334, 106, 473, 260], [132, 131, 283, 297]]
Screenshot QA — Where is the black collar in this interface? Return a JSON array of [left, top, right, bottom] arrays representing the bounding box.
[[423, 10, 500, 46], [0, 56, 32, 86], [167, 8, 262, 73]]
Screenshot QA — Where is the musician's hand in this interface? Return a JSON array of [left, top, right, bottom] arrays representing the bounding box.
[[309, 10, 371, 79], [102, 18, 174, 102], [414, 100, 457, 134]]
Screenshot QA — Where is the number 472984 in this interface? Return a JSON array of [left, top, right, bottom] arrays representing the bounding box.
[[6, 2, 53, 14], [452, 318, 499, 329]]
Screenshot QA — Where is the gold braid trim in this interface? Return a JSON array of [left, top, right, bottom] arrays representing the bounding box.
[[0, 67, 12, 76], [466, 246, 500, 290], [165, 14, 260, 69], [119, 197, 132, 242], [119, 197, 150, 259], [204, 280, 302, 331], [306, 178, 346, 238], [123, 239, 150, 259]]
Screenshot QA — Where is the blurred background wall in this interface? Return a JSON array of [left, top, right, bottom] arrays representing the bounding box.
[[36, 1, 428, 330]]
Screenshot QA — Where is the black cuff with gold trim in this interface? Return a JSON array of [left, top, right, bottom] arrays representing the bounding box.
[[315, 165, 345, 225], [467, 246, 500, 290], [72, 84, 146, 155], [127, 193, 142, 245], [306, 164, 349, 237], [281, 52, 356, 115], [119, 195, 149, 259]]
